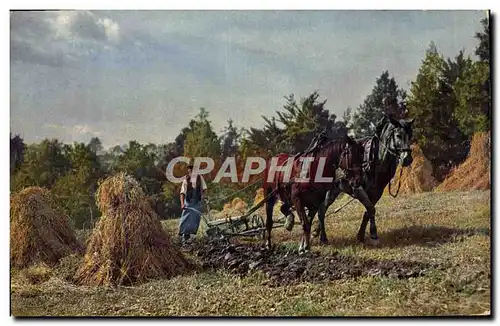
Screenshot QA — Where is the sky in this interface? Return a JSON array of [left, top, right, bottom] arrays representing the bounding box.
[[10, 10, 486, 148]]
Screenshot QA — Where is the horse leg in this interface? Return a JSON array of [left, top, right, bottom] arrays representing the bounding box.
[[265, 188, 276, 249], [312, 188, 341, 241], [280, 202, 294, 232], [354, 186, 376, 244], [357, 213, 369, 243], [367, 192, 382, 246], [314, 201, 326, 240], [303, 205, 314, 252], [292, 199, 308, 254], [316, 204, 329, 245], [308, 207, 327, 245], [368, 215, 379, 246]]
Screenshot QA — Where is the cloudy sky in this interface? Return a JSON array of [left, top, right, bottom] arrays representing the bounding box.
[[10, 10, 485, 148]]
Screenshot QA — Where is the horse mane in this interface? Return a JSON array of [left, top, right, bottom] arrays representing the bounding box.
[[316, 135, 353, 158]]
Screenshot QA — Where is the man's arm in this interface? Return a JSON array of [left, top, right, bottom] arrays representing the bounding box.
[[180, 179, 187, 210], [200, 176, 207, 198]]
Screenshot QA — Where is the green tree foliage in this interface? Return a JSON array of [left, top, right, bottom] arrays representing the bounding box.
[[52, 142, 102, 228], [11, 18, 490, 224], [407, 43, 468, 174], [159, 108, 223, 216], [11, 139, 71, 191], [88, 137, 104, 155], [99, 144, 123, 173], [110, 141, 169, 217], [247, 116, 286, 155], [220, 119, 241, 159], [248, 92, 346, 154], [10, 134, 25, 174], [407, 17, 491, 175], [183, 108, 221, 161], [278, 92, 330, 152], [114, 141, 163, 194], [350, 71, 407, 138], [475, 17, 490, 63], [453, 58, 490, 135], [470, 16, 491, 127]]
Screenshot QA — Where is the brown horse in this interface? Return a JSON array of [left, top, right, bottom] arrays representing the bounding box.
[[263, 135, 364, 253], [313, 115, 414, 245]]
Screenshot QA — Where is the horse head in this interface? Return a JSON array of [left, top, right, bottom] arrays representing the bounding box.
[[379, 114, 414, 167], [339, 135, 364, 187]]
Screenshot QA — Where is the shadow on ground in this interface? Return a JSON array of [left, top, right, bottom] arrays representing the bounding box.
[[322, 225, 490, 249]]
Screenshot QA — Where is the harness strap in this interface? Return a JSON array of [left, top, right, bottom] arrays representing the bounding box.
[[388, 163, 404, 198]]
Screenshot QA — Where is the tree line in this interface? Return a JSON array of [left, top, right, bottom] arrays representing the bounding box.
[[10, 18, 490, 229]]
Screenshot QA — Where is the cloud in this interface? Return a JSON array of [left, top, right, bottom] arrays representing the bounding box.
[[43, 123, 102, 143], [10, 11, 485, 148], [72, 124, 102, 136], [10, 10, 120, 66], [50, 11, 120, 43]]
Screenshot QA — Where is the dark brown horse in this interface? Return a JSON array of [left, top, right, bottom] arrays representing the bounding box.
[[263, 135, 364, 253], [313, 115, 414, 245]]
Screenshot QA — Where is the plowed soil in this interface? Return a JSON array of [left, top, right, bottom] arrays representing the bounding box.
[[187, 240, 437, 286]]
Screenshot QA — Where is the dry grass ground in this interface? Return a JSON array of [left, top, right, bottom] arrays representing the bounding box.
[[11, 190, 490, 316]]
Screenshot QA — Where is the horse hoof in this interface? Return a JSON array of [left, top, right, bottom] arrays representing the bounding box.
[[357, 235, 365, 244], [368, 238, 380, 246], [319, 238, 329, 246], [284, 215, 294, 232]]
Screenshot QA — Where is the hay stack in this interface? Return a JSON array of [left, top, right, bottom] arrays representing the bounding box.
[[436, 132, 491, 191], [75, 173, 191, 286], [253, 188, 264, 207], [10, 187, 83, 268], [253, 188, 283, 217], [384, 144, 438, 195], [233, 201, 247, 212], [214, 197, 248, 219]]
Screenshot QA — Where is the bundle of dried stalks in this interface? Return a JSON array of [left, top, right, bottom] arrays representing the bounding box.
[[10, 187, 83, 268], [214, 197, 249, 219], [75, 173, 191, 286], [384, 144, 438, 196], [436, 132, 491, 192]]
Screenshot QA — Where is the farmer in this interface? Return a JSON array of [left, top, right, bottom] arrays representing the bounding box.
[[179, 162, 207, 244]]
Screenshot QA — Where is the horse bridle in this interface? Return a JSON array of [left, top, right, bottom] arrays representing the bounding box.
[[377, 123, 411, 197], [377, 125, 411, 159], [339, 141, 362, 185]]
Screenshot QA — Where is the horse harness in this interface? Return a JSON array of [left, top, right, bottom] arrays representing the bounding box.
[[366, 123, 409, 197], [288, 138, 359, 190]]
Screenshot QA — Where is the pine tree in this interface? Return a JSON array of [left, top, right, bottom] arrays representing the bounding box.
[[407, 43, 468, 176], [350, 71, 407, 138]]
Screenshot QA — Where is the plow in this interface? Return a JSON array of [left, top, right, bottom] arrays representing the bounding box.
[[199, 188, 355, 240], [200, 188, 287, 240]]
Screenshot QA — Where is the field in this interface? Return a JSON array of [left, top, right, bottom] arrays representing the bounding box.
[[10, 190, 490, 316]]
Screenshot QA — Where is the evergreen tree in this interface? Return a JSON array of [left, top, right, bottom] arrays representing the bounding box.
[[220, 119, 241, 159], [407, 43, 468, 175], [350, 71, 407, 138]]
